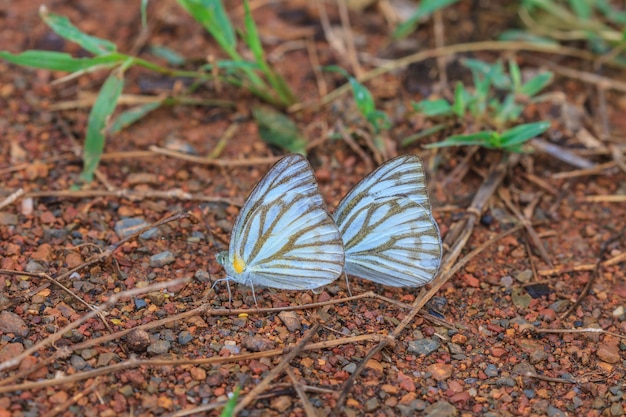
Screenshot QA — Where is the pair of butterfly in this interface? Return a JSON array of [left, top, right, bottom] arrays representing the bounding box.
[[215, 153, 442, 298]]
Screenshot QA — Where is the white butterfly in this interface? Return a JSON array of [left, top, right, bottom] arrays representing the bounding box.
[[333, 155, 442, 287], [216, 154, 345, 298]]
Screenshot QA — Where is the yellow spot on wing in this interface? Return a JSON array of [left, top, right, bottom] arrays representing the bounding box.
[[233, 254, 246, 274]]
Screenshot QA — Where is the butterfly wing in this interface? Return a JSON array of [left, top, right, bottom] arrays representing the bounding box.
[[333, 155, 442, 287], [224, 154, 344, 290]]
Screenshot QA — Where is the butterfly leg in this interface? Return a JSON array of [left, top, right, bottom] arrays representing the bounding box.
[[250, 283, 260, 311], [226, 280, 233, 310], [344, 271, 353, 297]]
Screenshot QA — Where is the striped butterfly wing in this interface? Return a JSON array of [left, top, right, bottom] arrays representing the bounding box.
[[221, 154, 344, 290], [333, 155, 442, 287]]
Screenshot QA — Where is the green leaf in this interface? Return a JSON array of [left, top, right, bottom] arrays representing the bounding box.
[[220, 387, 240, 417], [500, 121, 550, 147], [81, 60, 132, 182], [509, 59, 522, 92], [452, 82, 468, 117], [401, 123, 447, 147], [39, 6, 117, 55], [252, 106, 307, 155], [463, 58, 509, 89], [176, 0, 236, 53], [568, 0, 591, 20], [366, 110, 391, 134], [108, 100, 163, 134], [141, 0, 149, 28], [149, 45, 186, 66], [412, 99, 453, 116], [242, 0, 263, 63], [519, 72, 553, 97], [0, 50, 124, 72], [425, 131, 497, 149], [392, 0, 459, 39]]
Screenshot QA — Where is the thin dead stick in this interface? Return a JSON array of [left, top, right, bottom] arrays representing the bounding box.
[[524, 372, 576, 384], [0, 276, 191, 374], [337, 0, 363, 77], [286, 366, 317, 417], [149, 145, 281, 167], [530, 138, 596, 169], [289, 41, 602, 112], [0, 332, 380, 395], [233, 323, 320, 414], [531, 327, 626, 340], [0, 188, 24, 209], [579, 195, 626, 203], [23, 189, 239, 206], [551, 161, 617, 179]]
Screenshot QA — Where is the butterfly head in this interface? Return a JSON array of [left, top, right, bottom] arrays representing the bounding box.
[[216, 251, 247, 276]]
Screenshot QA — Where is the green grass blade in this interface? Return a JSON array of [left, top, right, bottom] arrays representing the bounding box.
[[81, 59, 133, 182], [500, 121, 550, 147], [425, 131, 496, 149], [252, 106, 307, 155], [108, 100, 163, 134], [176, 0, 236, 54], [39, 6, 117, 55], [241, 0, 295, 105], [149, 45, 186, 66], [220, 387, 240, 417], [392, 0, 459, 39], [141, 0, 149, 28], [0, 50, 124, 71], [412, 98, 453, 116], [519, 72, 553, 97]]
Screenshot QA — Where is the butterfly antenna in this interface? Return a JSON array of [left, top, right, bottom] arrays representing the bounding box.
[[344, 271, 353, 297]]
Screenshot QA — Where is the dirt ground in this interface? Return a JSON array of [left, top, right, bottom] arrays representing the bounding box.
[[1, 1, 625, 416]]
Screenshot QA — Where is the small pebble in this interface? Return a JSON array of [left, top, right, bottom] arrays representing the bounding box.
[[547, 405, 567, 417], [277, 311, 301, 332], [80, 348, 98, 360], [114, 217, 150, 239], [514, 269, 533, 283], [523, 389, 535, 399], [484, 364, 499, 377], [177, 331, 193, 345], [25, 260, 46, 272], [423, 400, 457, 417], [495, 377, 516, 387], [499, 275, 513, 288], [127, 329, 151, 352], [613, 306, 625, 317], [194, 269, 211, 283], [408, 338, 440, 355], [134, 298, 147, 310], [97, 352, 119, 367], [243, 336, 275, 352], [70, 355, 87, 370], [0, 311, 29, 337], [147, 340, 171, 355], [343, 363, 357, 373], [365, 398, 380, 412], [149, 251, 175, 268]]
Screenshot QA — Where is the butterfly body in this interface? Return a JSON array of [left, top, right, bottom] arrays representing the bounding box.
[[216, 154, 345, 291], [333, 155, 442, 287]]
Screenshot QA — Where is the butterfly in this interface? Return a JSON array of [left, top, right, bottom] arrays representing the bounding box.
[[332, 155, 442, 287], [215, 154, 345, 301]]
